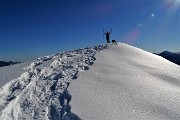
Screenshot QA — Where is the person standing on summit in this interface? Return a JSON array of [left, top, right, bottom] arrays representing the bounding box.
[[104, 29, 112, 43]]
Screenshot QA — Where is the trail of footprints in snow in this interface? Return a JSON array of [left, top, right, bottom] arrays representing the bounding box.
[[0, 45, 107, 120]]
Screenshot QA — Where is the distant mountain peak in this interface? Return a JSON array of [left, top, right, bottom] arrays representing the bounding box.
[[156, 51, 180, 65]]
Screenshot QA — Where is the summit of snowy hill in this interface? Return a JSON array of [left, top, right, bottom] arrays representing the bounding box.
[[69, 43, 180, 120], [0, 43, 180, 120]]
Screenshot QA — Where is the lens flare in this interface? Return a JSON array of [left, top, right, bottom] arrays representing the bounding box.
[[122, 28, 140, 44]]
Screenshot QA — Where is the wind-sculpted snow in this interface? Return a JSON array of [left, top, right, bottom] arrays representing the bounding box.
[[0, 45, 107, 120], [69, 43, 180, 120]]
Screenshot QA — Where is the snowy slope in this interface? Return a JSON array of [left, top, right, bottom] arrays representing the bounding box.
[[0, 43, 180, 120], [0, 62, 31, 88], [0, 45, 107, 120], [69, 43, 180, 120]]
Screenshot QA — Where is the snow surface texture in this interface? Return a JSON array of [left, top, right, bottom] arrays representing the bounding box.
[[0, 62, 31, 88], [69, 43, 180, 120], [0, 45, 107, 120], [1, 43, 180, 120]]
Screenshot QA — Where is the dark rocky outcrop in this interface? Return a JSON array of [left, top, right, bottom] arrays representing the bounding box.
[[155, 51, 180, 65], [0, 61, 21, 67]]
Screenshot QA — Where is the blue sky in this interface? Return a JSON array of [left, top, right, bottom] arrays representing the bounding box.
[[0, 0, 180, 61]]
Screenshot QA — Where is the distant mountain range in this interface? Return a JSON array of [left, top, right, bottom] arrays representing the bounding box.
[[0, 61, 21, 67], [155, 51, 180, 65]]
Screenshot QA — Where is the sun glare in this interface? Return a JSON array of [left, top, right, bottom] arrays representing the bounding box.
[[177, 0, 180, 2], [171, 0, 180, 6], [164, 0, 180, 12], [174, 0, 180, 3]]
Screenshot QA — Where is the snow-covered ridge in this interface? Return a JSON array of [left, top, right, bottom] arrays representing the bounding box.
[[1, 43, 180, 120], [0, 44, 107, 120], [69, 43, 180, 120]]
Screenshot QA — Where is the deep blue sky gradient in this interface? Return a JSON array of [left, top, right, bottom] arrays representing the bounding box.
[[0, 0, 180, 61]]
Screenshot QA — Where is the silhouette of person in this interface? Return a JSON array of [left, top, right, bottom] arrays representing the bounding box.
[[104, 29, 112, 43]]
